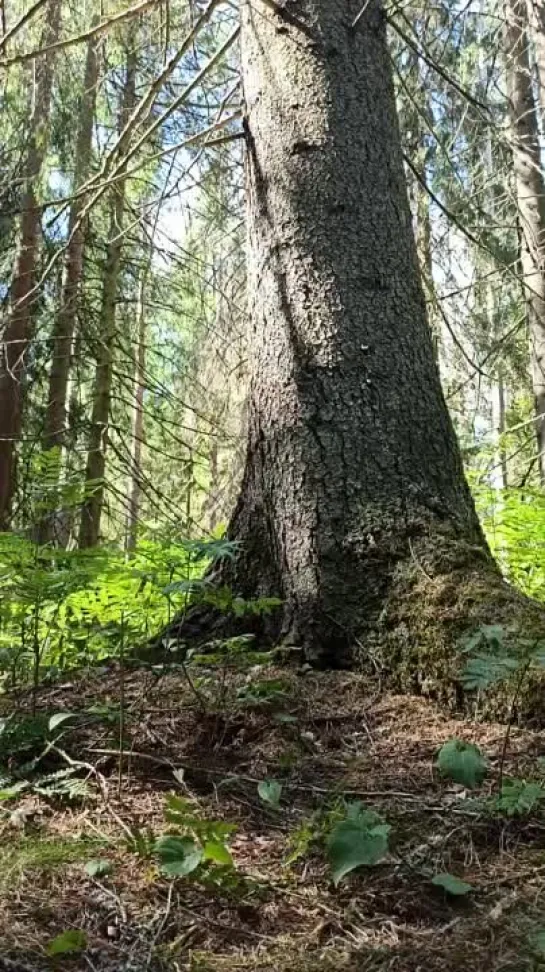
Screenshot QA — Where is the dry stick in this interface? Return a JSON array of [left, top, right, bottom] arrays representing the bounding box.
[[0, 0, 161, 67], [101, 24, 241, 198], [0, 0, 48, 54], [8, 19, 238, 319], [351, 0, 372, 29], [75, 0, 226, 206], [86, 748, 425, 801], [52, 745, 136, 841], [386, 9, 491, 116]]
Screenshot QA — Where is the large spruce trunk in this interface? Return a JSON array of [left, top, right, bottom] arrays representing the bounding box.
[[162, 0, 543, 686], [218, 0, 490, 666]]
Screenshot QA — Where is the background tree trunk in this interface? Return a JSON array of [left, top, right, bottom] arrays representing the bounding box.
[[209, 0, 501, 668], [526, 0, 545, 121], [39, 32, 99, 545], [0, 0, 61, 529], [504, 0, 545, 482], [125, 242, 149, 554], [79, 47, 136, 550]]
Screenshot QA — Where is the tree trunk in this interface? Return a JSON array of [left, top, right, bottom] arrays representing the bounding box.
[[125, 248, 149, 555], [79, 48, 136, 550], [526, 0, 545, 122], [158, 0, 544, 692], [38, 33, 99, 545], [0, 0, 61, 529], [504, 0, 545, 483]]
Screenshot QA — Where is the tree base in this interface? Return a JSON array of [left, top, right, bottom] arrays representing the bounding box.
[[138, 532, 545, 720]]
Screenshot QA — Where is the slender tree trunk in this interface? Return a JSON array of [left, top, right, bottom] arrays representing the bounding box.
[[38, 34, 99, 544], [504, 0, 545, 482], [0, 0, 61, 529], [526, 0, 545, 121], [125, 251, 149, 554], [79, 49, 136, 550]]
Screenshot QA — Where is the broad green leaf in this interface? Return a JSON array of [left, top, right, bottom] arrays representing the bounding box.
[[437, 739, 487, 789], [431, 873, 473, 896], [257, 779, 282, 808], [84, 858, 113, 878], [46, 929, 87, 956], [203, 840, 233, 866], [327, 810, 390, 886], [48, 713, 75, 733], [154, 836, 202, 877]]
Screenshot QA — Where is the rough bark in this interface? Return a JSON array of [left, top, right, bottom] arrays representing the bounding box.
[[0, 0, 61, 529], [158, 0, 545, 691], [38, 33, 99, 545], [79, 49, 136, 550], [504, 0, 545, 482]]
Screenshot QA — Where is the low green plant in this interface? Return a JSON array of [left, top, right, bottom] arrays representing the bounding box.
[[237, 678, 291, 706], [46, 929, 87, 957], [133, 795, 237, 884], [495, 777, 545, 817], [436, 739, 488, 789], [257, 779, 282, 809], [0, 836, 106, 892], [326, 801, 391, 886]]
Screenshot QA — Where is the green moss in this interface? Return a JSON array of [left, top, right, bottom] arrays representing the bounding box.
[[359, 533, 545, 719]]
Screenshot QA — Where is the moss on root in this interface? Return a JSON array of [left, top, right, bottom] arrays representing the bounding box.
[[365, 533, 545, 720]]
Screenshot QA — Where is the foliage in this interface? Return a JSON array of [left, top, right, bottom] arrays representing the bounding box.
[[436, 739, 488, 789], [46, 929, 87, 956], [257, 780, 282, 809], [431, 873, 474, 896], [152, 795, 236, 882], [494, 778, 545, 817], [326, 802, 391, 886], [475, 487, 545, 602], [0, 534, 238, 685], [458, 624, 545, 693], [84, 858, 113, 878]]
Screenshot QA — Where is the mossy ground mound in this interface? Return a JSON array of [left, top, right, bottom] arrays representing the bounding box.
[[369, 535, 545, 719]]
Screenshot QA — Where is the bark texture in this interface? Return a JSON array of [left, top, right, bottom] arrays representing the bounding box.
[[504, 0, 545, 482], [212, 0, 496, 667], [79, 49, 136, 549], [0, 0, 61, 529]]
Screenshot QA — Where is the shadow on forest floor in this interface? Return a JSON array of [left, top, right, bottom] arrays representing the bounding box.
[[0, 664, 544, 971]]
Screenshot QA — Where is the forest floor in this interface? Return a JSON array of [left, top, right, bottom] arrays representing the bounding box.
[[0, 662, 545, 971]]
